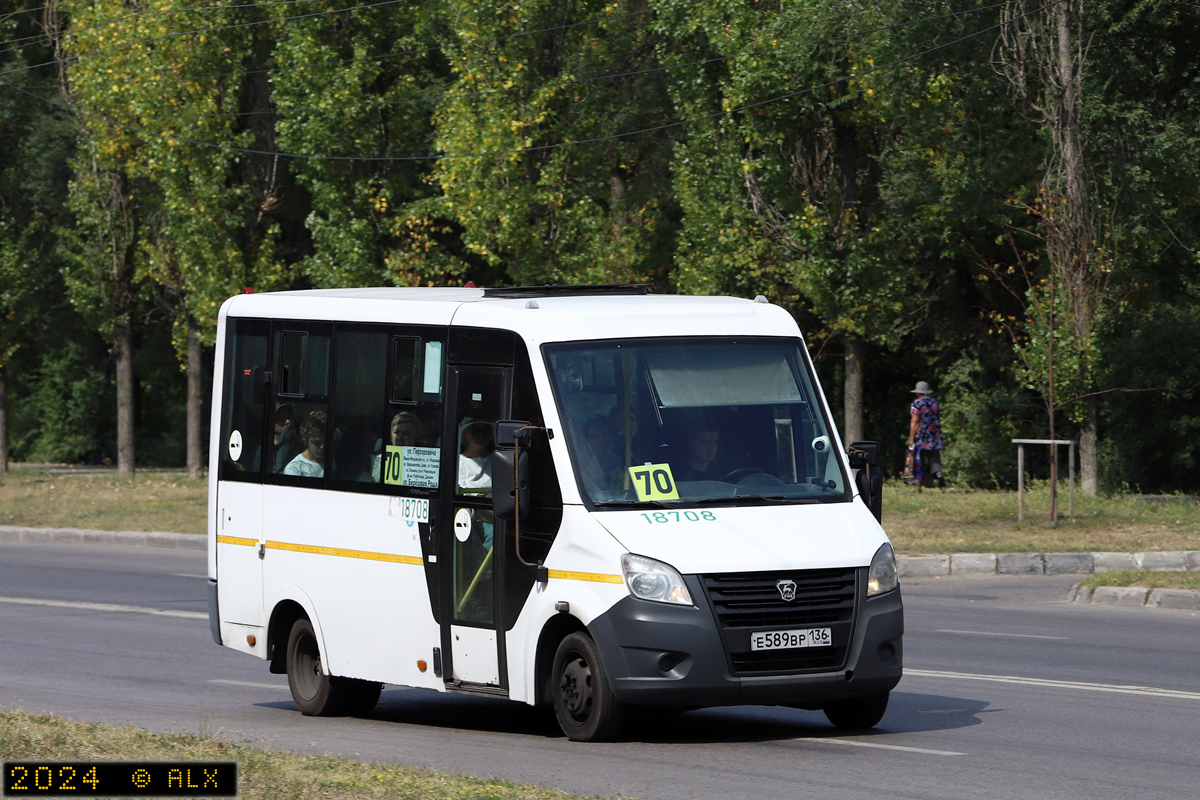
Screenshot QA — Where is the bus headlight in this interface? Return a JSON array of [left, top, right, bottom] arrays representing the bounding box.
[[867, 542, 899, 596], [621, 554, 693, 606]]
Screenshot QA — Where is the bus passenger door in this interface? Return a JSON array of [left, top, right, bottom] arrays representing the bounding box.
[[440, 365, 510, 691]]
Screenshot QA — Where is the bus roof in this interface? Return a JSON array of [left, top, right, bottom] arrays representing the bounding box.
[[220, 287, 802, 343]]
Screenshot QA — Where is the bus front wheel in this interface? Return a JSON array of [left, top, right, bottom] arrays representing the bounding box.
[[286, 618, 348, 716], [823, 690, 890, 729], [551, 632, 624, 742]]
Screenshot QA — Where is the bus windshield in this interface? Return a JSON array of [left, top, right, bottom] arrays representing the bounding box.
[[544, 337, 850, 507]]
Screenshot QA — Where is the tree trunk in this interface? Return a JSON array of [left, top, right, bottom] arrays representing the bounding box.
[[115, 321, 136, 477], [186, 319, 204, 479], [0, 365, 8, 474], [1080, 393, 1099, 496], [843, 336, 864, 444]]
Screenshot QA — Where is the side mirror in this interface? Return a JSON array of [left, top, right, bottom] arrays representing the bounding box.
[[492, 420, 532, 522], [847, 441, 879, 469], [848, 441, 882, 523]]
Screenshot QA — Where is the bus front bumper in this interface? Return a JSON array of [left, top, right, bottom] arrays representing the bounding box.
[[586, 576, 903, 707]]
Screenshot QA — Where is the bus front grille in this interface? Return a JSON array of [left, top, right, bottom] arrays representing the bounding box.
[[701, 567, 857, 676]]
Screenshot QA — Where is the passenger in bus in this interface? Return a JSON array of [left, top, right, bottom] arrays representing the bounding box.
[[675, 422, 722, 482], [457, 420, 493, 491], [272, 404, 298, 472], [371, 411, 423, 482], [283, 411, 327, 478]]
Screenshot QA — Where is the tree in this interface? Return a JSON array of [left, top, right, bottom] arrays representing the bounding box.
[[427, 0, 678, 287], [658, 0, 959, 440], [54, 0, 290, 476], [269, 0, 465, 288], [1, 2, 73, 472], [991, 0, 1199, 502]]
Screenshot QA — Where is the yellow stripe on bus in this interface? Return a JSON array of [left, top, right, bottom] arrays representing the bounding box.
[[547, 569, 624, 584], [217, 535, 257, 547], [264, 540, 423, 566]]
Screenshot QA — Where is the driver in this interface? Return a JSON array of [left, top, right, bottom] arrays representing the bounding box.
[[675, 423, 721, 482]]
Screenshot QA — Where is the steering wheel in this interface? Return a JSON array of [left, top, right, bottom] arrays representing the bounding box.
[[723, 466, 765, 484]]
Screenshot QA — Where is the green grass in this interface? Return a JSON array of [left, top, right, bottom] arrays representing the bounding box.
[[0, 710, 593, 800], [1079, 570, 1200, 592], [3, 467, 1199, 559], [0, 468, 207, 535], [884, 480, 1200, 555]]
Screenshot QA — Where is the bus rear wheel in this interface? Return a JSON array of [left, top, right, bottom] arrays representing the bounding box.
[[286, 618, 348, 716], [341, 679, 382, 717], [551, 632, 624, 742]]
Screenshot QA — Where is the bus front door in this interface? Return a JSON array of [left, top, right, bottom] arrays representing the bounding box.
[[440, 365, 510, 692]]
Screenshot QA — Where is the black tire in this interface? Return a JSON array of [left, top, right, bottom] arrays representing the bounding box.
[[286, 618, 349, 716], [551, 632, 624, 742], [340, 678, 382, 717], [823, 691, 890, 729]]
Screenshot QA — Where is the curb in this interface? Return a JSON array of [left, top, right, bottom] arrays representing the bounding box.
[[897, 550, 1200, 577], [0, 525, 205, 551], [1068, 583, 1200, 610]]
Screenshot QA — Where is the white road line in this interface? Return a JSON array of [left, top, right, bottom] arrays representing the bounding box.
[[0, 595, 207, 620], [934, 629, 1071, 640], [172, 573, 209, 579], [906, 669, 1200, 700], [208, 680, 291, 691], [798, 738, 965, 756]]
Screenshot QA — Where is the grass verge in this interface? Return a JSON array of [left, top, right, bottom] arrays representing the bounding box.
[[3, 467, 1199, 558], [0, 468, 206, 535], [884, 481, 1200, 555], [1078, 570, 1200, 592], [0, 710, 591, 800]]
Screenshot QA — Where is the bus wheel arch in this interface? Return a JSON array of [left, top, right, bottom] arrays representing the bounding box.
[[267, 600, 307, 674]]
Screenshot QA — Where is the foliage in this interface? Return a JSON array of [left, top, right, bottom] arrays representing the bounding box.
[[427, 0, 678, 286], [0, 0, 1199, 488], [20, 342, 113, 464]]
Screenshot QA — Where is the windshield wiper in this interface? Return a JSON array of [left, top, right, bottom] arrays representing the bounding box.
[[700, 494, 814, 505], [594, 499, 680, 509]]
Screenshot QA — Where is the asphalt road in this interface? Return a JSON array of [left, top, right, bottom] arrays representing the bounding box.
[[2, 541, 1198, 800]]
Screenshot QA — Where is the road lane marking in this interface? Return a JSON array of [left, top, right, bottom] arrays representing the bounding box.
[[172, 573, 209, 579], [906, 669, 1200, 700], [797, 738, 965, 756], [208, 680, 291, 691], [934, 629, 1071, 640], [0, 595, 207, 620]]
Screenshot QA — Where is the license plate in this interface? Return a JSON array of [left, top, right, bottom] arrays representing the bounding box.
[[750, 627, 833, 651]]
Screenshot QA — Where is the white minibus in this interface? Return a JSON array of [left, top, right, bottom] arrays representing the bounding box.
[[207, 285, 900, 741]]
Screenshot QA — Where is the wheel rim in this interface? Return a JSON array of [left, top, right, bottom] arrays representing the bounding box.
[[292, 630, 322, 701], [558, 654, 594, 724]]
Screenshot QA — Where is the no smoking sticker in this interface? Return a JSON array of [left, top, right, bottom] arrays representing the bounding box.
[[228, 430, 243, 462], [453, 508, 473, 542]]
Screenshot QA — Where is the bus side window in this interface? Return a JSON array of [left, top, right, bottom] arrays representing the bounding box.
[[219, 319, 269, 481], [391, 337, 419, 403], [328, 328, 388, 485], [271, 328, 331, 482]]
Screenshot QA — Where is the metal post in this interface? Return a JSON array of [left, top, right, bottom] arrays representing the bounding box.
[[1017, 443, 1025, 524], [1051, 443, 1058, 524], [1012, 439, 1076, 522], [1069, 441, 1075, 518]]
